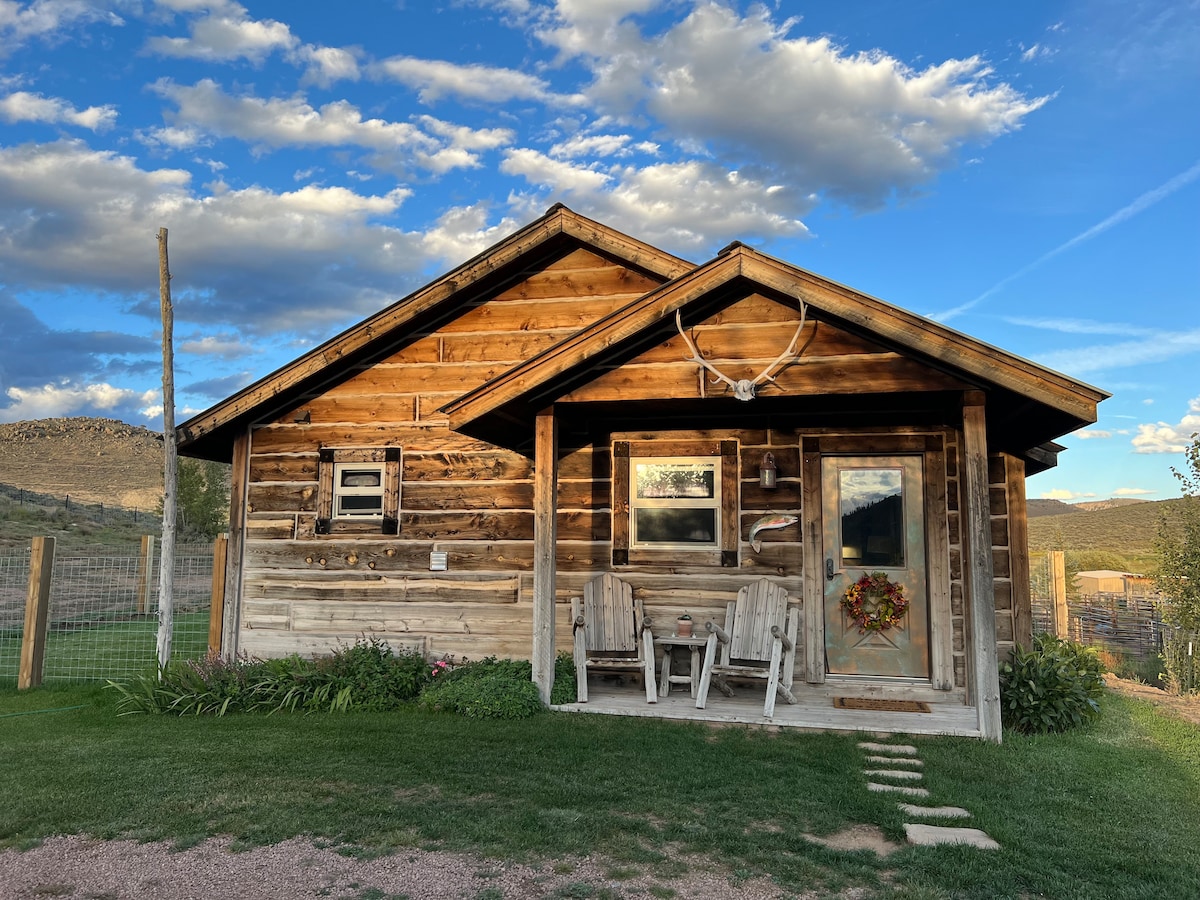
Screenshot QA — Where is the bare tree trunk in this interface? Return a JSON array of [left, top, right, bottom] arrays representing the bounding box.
[[157, 227, 177, 672]]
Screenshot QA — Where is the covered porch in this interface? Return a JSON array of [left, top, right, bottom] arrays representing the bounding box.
[[552, 676, 982, 738]]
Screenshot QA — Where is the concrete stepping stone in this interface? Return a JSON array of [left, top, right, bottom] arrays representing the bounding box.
[[867, 782, 929, 797], [866, 754, 922, 766], [864, 768, 923, 780], [898, 803, 971, 819], [858, 742, 917, 755], [904, 823, 999, 849]]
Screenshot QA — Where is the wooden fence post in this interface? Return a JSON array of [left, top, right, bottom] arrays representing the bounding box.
[[136, 534, 155, 615], [1050, 550, 1068, 639], [208, 534, 228, 655], [18, 536, 56, 690]]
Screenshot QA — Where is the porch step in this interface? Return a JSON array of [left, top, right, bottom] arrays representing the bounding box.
[[898, 803, 971, 819], [867, 782, 930, 797], [858, 741, 917, 755], [864, 768, 923, 781], [865, 754, 922, 766], [904, 823, 999, 850]]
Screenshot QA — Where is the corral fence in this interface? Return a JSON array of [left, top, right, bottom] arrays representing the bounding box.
[[1028, 549, 1199, 689], [0, 535, 224, 687]]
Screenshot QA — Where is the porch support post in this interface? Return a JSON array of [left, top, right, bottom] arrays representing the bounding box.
[[532, 407, 559, 704], [800, 439, 825, 684], [962, 393, 1003, 742], [1005, 454, 1034, 651], [221, 427, 250, 659]]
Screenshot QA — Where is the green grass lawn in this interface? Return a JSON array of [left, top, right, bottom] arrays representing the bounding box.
[[1, 685, 1197, 899]]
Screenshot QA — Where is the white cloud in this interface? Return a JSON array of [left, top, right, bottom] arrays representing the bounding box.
[[1132, 397, 1200, 454], [419, 203, 522, 267], [1037, 328, 1200, 376], [550, 133, 634, 158], [1113, 487, 1157, 497], [541, 1, 1048, 209], [0, 139, 520, 339], [0, 0, 123, 52], [1020, 43, 1054, 62], [1040, 488, 1096, 501], [1075, 429, 1112, 439], [501, 148, 612, 194], [1, 381, 156, 422], [373, 55, 585, 106], [178, 333, 255, 359], [502, 151, 810, 252], [0, 91, 117, 130], [138, 124, 208, 150], [1005, 316, 1155, 337], [296, 43, 361, 87], [146, 2, 297, 63], [150, 79, 510, 174]]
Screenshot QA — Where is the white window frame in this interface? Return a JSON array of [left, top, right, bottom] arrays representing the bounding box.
[[630, 456, 721, 550], [332, 461, 386, 520], [316, 446, 401, 536]]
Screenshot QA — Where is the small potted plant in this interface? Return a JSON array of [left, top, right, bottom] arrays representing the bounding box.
[[676, 612, 693, 638]]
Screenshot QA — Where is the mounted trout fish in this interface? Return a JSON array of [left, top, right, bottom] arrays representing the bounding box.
[[749, 513, 798, 552]]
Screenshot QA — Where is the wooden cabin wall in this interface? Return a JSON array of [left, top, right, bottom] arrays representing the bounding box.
[[236, 248, 666, 663], [551, 426, 805, 666], [232, 253, 983, 691], [560, 293, 970, 404]]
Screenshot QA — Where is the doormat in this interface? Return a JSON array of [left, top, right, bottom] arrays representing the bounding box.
[[834, 697, 931, 713]]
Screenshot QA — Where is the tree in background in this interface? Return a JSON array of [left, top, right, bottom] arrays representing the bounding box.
[[1154, 433, 1200, 693], [175, 459, 230, 538]]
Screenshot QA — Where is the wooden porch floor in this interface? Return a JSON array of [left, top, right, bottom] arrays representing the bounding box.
[[551, 677, 982, 738]]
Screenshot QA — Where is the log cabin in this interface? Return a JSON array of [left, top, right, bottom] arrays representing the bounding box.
[[178, 204, 1107, 740]]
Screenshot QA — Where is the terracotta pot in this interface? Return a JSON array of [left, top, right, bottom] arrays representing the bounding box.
[[676, 618, 693, 638]]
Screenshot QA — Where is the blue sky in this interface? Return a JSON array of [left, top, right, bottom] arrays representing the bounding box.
[[0, 0, 1197, 502]]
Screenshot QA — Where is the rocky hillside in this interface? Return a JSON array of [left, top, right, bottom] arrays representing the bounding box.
[[0, 417, 164, 511]]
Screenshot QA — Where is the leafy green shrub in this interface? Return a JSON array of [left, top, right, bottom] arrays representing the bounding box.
[[551, 651, 577, 705], [314, 637, 433, 709], [418, 656, 546, 719], [999, 633, 1106, 734]]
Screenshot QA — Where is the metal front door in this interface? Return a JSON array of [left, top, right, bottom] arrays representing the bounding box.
[[822, 455, 930, 678]]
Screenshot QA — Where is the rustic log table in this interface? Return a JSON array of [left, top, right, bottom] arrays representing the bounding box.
[[654, 634, 710, 698]]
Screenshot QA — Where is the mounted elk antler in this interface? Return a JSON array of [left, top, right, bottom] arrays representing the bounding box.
[[675, 302, 808, 401]]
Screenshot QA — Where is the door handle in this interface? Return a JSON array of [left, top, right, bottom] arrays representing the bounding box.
[[825, 558, 835, 581]]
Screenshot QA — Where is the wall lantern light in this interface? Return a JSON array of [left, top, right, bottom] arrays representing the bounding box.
[[760, 452, 778, 490]]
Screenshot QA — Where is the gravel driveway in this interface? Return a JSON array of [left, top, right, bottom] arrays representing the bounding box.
[[0, 835, 802, 899]]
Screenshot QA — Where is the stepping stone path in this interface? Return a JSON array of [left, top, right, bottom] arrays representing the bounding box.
[[857, 740, 1000, 850]]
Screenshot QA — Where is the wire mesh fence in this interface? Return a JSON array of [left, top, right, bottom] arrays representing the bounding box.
[[0, 547, 31, 681], [0, 540, 215, 686]]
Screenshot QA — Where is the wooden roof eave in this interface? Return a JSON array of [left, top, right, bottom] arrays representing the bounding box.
[[176, 205, 693, 461], [445, 246, 1107, 442]]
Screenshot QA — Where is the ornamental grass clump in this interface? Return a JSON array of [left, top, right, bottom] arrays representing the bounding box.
[[999, 633, 1106, 734], [107, 638, 437, 716]]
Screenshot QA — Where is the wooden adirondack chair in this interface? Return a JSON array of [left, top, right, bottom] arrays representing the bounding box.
[[571, 573, 657, 704], [695, 578, 799, 717]]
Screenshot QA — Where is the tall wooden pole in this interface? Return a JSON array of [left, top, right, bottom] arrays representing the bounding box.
[[156, 227, 177, 671]]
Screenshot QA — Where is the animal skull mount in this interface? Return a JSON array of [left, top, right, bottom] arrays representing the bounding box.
[[675, 302, 809, 401]]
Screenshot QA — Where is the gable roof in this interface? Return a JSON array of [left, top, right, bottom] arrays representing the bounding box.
[[176, 205, 692, 461], [444, 241, 1108, 466]]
